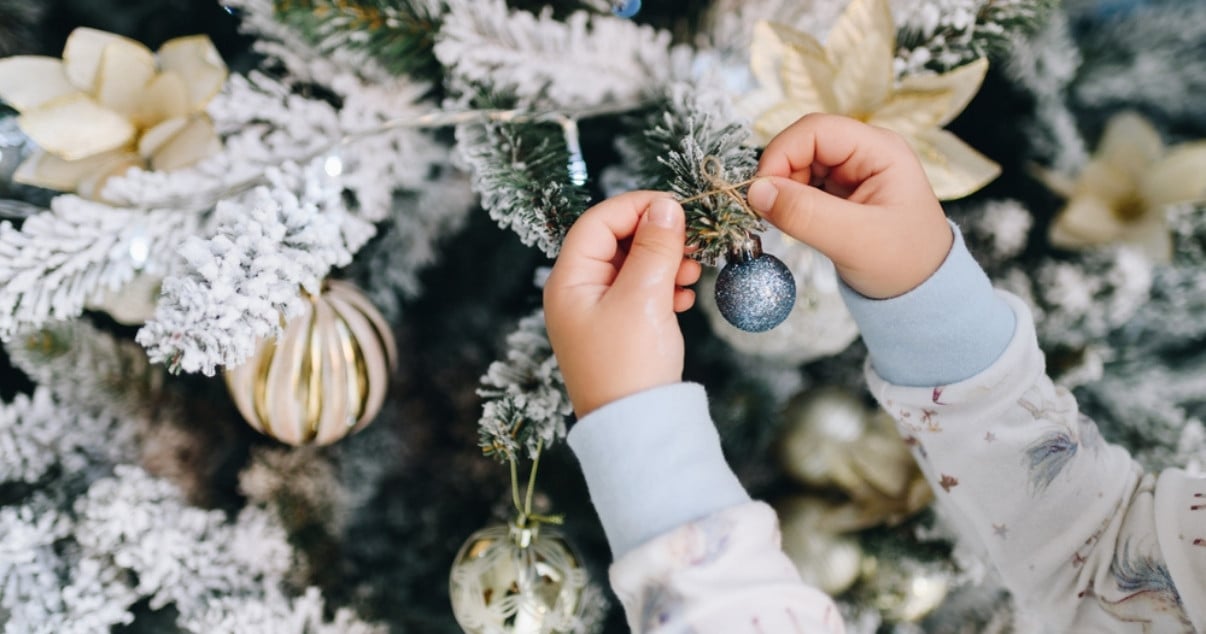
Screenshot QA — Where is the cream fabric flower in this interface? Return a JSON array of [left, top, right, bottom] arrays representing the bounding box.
[[0, 27, 227, 200], [1038, 112, 1206, 262], [741, 0, 1000, 200]]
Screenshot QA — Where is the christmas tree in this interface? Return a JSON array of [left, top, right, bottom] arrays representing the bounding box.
[[0, 0, 1204, 631]]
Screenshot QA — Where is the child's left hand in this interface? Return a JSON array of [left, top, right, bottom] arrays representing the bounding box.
[[544, 191, 701, 418]]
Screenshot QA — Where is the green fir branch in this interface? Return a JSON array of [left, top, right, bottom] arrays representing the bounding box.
[[273, 0, 443, 80], [456, 115, 590, 257], [898, 0, 1059, 73], [617, 84, 761, 265]]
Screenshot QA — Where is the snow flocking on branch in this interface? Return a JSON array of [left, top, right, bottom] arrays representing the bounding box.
[[0, 197, 197, 341], [436, 0, 685, 109], [477, 310, 572, 462], [137, 164, 374, 376]]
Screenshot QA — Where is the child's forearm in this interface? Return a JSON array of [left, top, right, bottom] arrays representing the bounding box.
[[845, 228, 1204, 630], [567, 383, 750, 557], [569, 385, 845, 633], [838, 222, 1015, 387]]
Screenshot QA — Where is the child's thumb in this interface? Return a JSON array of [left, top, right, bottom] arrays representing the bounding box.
[[614, 197, 686, 299], [746, 176, 869, 260]]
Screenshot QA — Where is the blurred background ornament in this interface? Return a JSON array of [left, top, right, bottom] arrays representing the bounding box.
[[701, 229, 858, 364], [0, 27, 227, 200], [450, 520, 588, 634], [739, 0, 1000, 200], [1036, 111, 1206, 262], [777, 496, 866, 595], [862, 556, 952, 624], [225, 280, 397, 446], [779, 386, 933, 528], [713, 234, 796, 333]]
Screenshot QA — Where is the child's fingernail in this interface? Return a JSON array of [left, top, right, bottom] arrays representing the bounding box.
[[649, 198, 679, 228], [747, 178, 778, 214]]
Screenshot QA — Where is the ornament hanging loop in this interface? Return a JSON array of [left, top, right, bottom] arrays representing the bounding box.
[[507, 439, 564, 535]]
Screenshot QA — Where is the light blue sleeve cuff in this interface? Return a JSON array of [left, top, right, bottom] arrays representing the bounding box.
[[567, 383, 751, 558], [838, 222, 1016, 387]]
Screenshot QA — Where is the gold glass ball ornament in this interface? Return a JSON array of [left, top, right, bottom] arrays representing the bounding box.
[[225, 280, 397, 446], [450, 521, 588, 634], [779, 386, 933, 528]]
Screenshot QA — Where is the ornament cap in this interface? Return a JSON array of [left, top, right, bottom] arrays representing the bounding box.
[[508, 521, 540, 548], [728, 234, 764, 264]]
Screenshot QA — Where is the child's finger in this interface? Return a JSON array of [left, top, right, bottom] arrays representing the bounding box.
[[613, 197, 686, 305], [746, 176, 873, 265], [675, 259, 702, 287], [673, 288, 696, 313], [756, 113, 910, 195], [552, 191, 675, 287]]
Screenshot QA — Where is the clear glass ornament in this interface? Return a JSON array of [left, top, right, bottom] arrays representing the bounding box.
[[450, 521, 587, 634]]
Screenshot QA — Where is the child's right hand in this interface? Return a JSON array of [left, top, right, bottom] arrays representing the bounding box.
[[746, 114, 953, 299]]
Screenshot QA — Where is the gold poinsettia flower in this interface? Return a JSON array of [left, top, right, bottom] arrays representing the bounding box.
[[0, 27, 227, 200], [1037, 112, 1206, 262], [741, 0, 1000, 200]]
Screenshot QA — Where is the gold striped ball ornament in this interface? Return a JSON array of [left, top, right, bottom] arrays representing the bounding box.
[[225, 280, 397, 446]]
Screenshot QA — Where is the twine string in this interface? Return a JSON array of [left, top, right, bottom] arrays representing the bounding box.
[[677, 156, 760, 221]]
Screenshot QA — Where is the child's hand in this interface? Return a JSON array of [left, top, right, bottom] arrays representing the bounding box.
[[747, 114, 953, 299], [545, 192, 701, 418]]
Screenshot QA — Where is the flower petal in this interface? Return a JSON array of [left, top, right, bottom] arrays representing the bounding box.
[[62, 27, 154, 93], [1049, 195, 1126, 248], [76, 152, 144, 201], [754, 101, 819, 146], [138, 116, 190, 159], [13, 148, 136, 193], [157, 35, 228, 111], [0, 57, 76, 112], [18, 93, 136, 161], [1141, 141, 1206, 209], [133, 71, 191, 129], [826, 0, 895, 116], [148, 115, 221, 171], [912, 129, 1000, 200], [867, 91, 953, 139], [779, 39, 838, 113], [95, 41, 157, 120], [897, 57, 988, 127], [1096, 111, 1164, 180]]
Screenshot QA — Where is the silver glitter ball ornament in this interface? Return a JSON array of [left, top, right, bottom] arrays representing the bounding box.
[[714, 235, 796, 332]]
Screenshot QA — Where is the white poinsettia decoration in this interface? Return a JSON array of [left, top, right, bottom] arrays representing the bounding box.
[[741, 0, 1000, 200], [0, 27, 227, 200], [1037, 112, 1206, 263]]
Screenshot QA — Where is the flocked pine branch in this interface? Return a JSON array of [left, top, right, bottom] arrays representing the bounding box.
[[137, 164, 375, 375], [1074, 2, 1206, 122], [72, 467, 294, 616], [180, 587, 387, 634], [1111, 202, 1206, 354], [436, 0, 686, 109], [615, 82, 761, 265], [477, 309, 572, 462], [227, 0, 395, 85], [455, 114, 590, 257], [0, 199, 196, 341], [895, 0, 1058, 75], [1002, 11, 1088, 173], [272, 0, 445, 81]]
